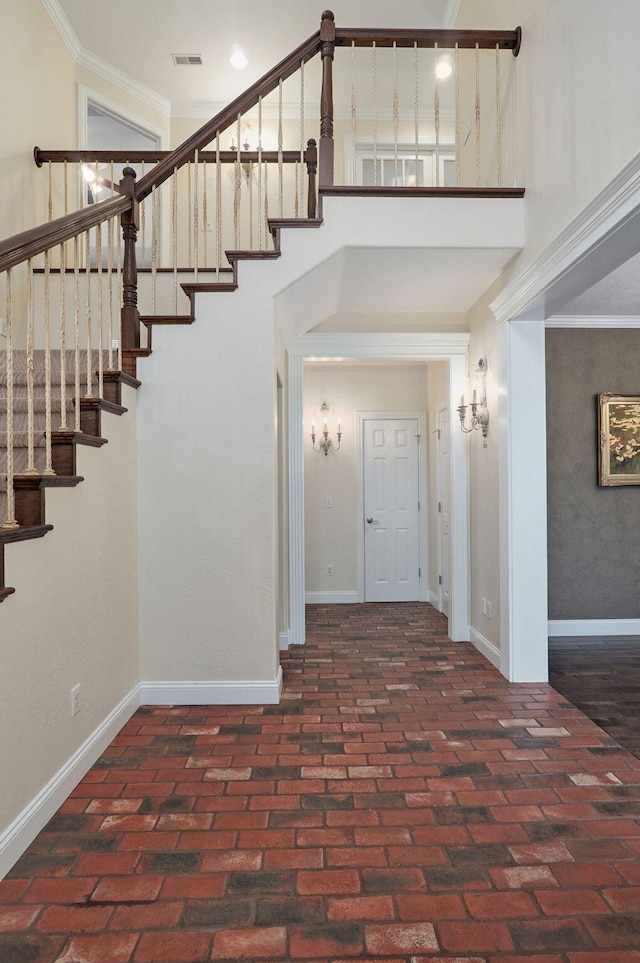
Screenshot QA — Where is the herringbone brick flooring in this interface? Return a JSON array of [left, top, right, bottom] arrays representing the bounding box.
[[2, 603, 640, 962]]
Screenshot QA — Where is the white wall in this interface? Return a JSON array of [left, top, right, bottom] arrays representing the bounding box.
[[457, 0, 640, 276], [136, 278, 281, 694], [303, 362, 430, 595], [0, 390, 139, 876]]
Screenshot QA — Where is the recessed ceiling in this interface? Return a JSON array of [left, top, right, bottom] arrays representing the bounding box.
[[55, 0, 453, 109], [276, 245, 520, 343]]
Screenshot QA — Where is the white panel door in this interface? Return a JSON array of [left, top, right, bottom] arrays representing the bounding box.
[[364, 419, 420, 602], [437, 405, 451, 616]]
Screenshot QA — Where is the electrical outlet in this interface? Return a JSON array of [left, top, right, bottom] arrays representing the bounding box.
[[205, 219, 213, 232], [71, 684, 81, 717], [486, 600, 492, 620], [325, 496, 333, 508], [326, 564, 334, 577]]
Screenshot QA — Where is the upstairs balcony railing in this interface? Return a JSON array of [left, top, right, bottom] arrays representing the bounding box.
[[0, 11, 522, 532]]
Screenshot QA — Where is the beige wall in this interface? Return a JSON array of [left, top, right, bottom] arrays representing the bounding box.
[[0, 0, 76, 237], [466, 280, 502, 650], [0, 389, 139, 861], [426, 361, 448, 604]]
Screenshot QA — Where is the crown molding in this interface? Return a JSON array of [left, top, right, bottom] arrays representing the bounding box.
[[444, 0, 464, 29], [491, 151, 640, 325], [76, 48, 171, 117], [40, 0, 81, 59], [546, 315, 640, 328], [41, 0, 170, 117]]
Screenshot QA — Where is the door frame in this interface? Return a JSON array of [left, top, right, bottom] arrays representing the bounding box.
[[287, 332, 470, 647], [356, 411, 428, 603], [435, 402, 450, 615]]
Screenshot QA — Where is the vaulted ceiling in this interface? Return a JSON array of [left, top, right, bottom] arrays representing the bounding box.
[[50, 0, 460, 114]]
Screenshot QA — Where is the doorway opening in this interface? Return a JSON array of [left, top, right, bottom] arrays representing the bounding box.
[[287, 335, 470, 648]]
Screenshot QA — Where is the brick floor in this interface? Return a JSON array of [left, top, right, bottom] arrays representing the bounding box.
[[2, 602, 640, 962]]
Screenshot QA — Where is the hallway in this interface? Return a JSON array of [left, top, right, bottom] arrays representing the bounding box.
[[2, 603, 640, 962]]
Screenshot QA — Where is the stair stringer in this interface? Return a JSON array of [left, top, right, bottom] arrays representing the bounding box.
[[136, 193, 525, 693], [0, 384, 140, 875]]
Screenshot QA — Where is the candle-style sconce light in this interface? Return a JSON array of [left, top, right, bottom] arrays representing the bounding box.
[[311, 401, 342, 455], [457, 357, 489, 447]]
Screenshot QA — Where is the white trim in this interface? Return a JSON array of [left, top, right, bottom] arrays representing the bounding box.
[[279, 631, 290, 650], [0, 685, 140, 881], [140, 668, 283, 706], [428, 590, 440, 607], [76, 49, 171, 117], [549, 619, 640, 638], [448, 354, 470, 642], [546, 315, 640, 328], [498, 317, 549, 683], [288, 355, 306, 646], [42, 1, 170, 117], [289, 333, 470, 359], [41, 0, 81, 59], [435, 401, 449, 616], [78, 84, 169, 153], [444, 0, 464, 29], [491, 151, 640, 324], [305, 591, 359, 604], [470, 626, 501, 669], [356, 411, 429, 604]]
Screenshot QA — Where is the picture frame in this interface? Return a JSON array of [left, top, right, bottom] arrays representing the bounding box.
[[598, 393, 640, 486]]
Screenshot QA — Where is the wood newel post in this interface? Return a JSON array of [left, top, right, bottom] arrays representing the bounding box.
[[319, 10, 335, 191], [119, 166, 140, 353], [305, 138, 318, 218]]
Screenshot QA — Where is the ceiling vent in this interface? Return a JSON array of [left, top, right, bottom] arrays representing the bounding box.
[[172, 54, 203, 66]]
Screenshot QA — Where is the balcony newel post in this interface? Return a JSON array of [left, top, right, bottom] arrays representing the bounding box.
[[305, 138, 318, 218], [119, 166, 140, 374], [319, 10, 335, 194]]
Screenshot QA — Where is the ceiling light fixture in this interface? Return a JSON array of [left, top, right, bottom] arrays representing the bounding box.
[[230, 44, 248, 70], [435, 58, 453, 79]]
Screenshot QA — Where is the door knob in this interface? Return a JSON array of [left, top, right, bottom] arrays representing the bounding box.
[[366, 517, 380, 524]]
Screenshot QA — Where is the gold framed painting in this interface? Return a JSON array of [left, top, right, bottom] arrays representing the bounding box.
[[598, 393, 640, 486]]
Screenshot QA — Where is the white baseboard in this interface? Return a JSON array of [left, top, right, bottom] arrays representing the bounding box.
[[279, 631, 290, 651], [548, 619, 640, 637], [0, 685, 140, 881], [140, 667, 283, 705], [428, 591, 440, 608], [305, 591, 358, 604], [470, 626, 501, 669]]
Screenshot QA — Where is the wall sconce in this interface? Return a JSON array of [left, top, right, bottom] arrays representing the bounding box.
[[311, 402, 342, 455], [230, 126, 257, 182], [457, 357, 489, 447]]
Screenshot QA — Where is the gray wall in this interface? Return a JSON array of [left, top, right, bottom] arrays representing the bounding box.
[[546, 328, 640, 619]]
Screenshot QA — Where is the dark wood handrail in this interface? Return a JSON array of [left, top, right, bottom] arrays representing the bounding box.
[[134, 30, 323, 202], [335, 27, 521, 53], [0, 194, 130, 274], [34, 149, 313, 166]]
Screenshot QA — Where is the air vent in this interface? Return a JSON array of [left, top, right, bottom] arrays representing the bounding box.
[[172, 54, 203, 66]]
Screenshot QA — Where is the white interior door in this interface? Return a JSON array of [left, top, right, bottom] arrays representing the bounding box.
[[436, 404, 451, 616], [364, 419, 421, 602]]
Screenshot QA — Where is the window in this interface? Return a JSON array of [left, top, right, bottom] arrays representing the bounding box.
[[355, 145, 456, 188]]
